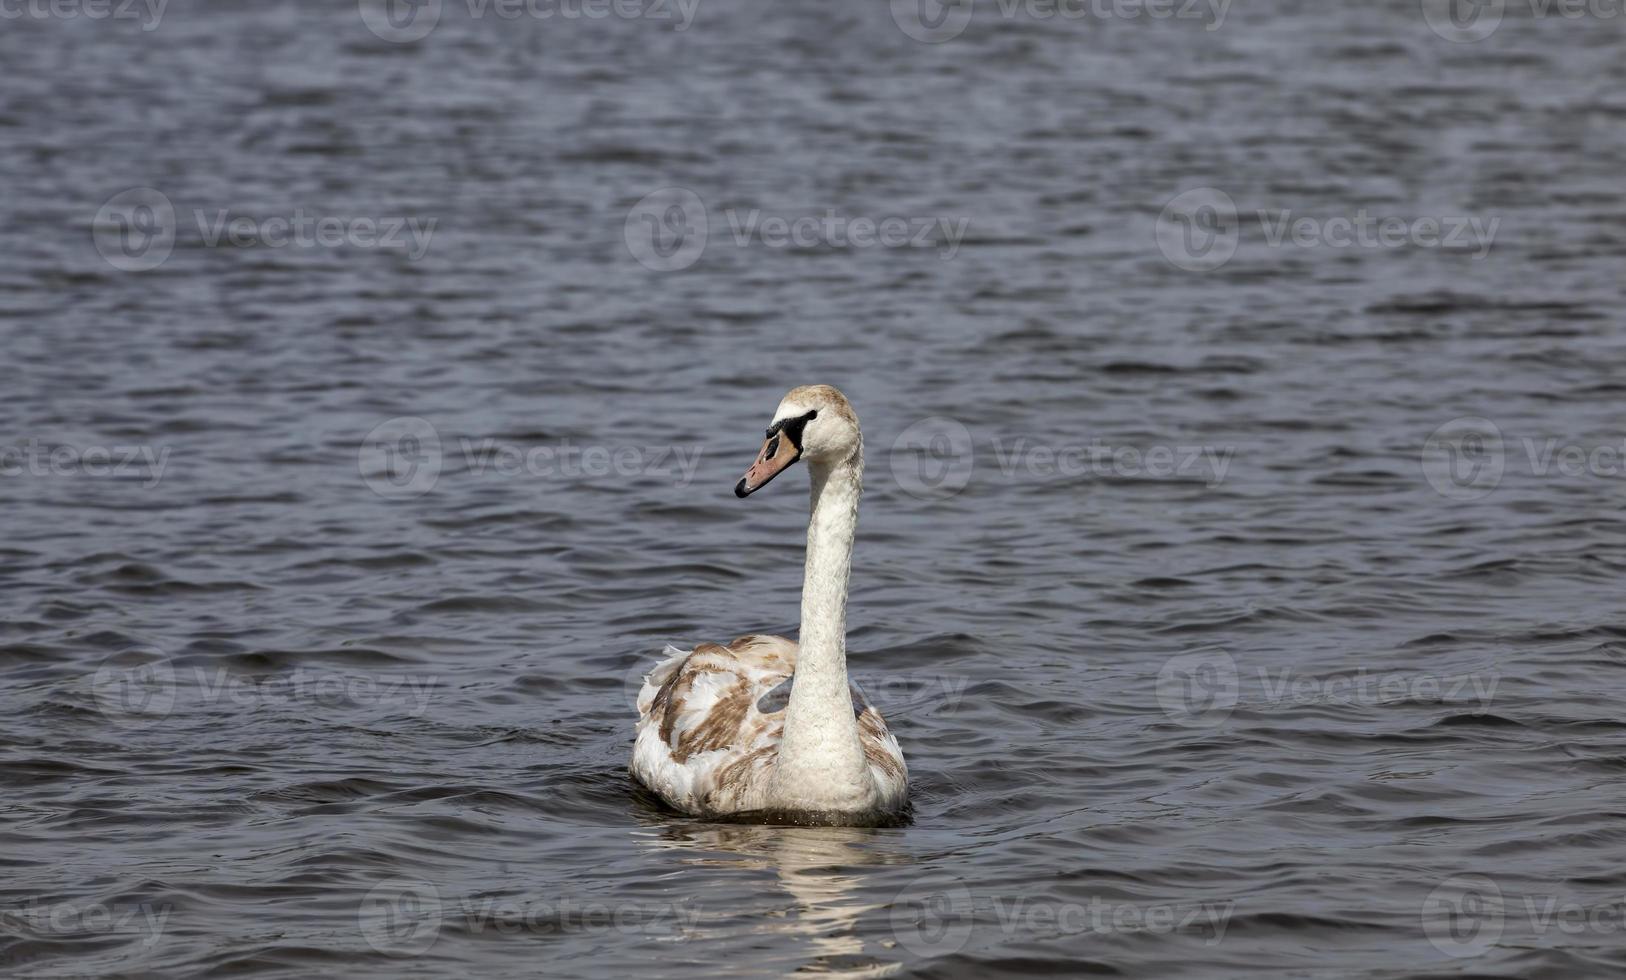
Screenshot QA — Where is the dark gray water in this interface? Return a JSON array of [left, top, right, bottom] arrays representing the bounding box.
[[6, 0, 1626, 976]]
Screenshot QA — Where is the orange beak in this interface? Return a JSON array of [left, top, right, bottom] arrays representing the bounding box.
[[735, 430, 802, 498]]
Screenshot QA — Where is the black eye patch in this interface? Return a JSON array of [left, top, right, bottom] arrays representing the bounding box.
[[765, 410, 818, 449]]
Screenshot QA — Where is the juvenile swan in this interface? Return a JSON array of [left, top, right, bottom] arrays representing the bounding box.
[[630, 385, 907, 825]]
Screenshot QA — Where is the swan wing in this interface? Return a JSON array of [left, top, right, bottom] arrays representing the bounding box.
[[631, 634, 796, 815]]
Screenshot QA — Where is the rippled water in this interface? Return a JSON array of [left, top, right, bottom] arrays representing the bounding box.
[[5, 0, 1626, 977]]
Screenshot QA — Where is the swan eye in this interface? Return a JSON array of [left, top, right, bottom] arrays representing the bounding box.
[[780, 411, 817, 448], [763, 435, 780, 458], [765, 410, 819, 451]]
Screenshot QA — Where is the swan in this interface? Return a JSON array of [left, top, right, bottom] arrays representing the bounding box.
[[631, 385, 908, 825]]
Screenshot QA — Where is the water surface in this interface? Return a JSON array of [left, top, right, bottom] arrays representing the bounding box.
[[4, 1, 1626, 976]]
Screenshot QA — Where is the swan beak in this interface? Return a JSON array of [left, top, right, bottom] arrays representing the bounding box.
[[735, 431, 802, 498]]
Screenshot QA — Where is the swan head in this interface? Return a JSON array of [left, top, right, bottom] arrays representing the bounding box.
[[735, 385, 861, 498]]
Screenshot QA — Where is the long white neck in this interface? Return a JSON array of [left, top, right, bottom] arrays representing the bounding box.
[[771, 445, 872, 809]]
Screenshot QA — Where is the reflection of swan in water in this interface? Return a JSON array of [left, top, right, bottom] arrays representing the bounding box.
[[634, 821, 910, 977]]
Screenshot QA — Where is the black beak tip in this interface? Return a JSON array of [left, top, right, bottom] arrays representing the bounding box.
[[734, 478, 751, 498]]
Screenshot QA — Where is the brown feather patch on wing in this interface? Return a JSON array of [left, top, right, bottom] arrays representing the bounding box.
[[726, 634, 796, 672], [649, 653, 693, 746], [651, 643, 735, 745], [649, 641, 793, 765], [857, 706, 905, 783], [672, 681, 755, 764], [707, 734, 780, 801]]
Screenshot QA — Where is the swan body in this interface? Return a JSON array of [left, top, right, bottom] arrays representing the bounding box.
[[631, 634, 906, 819], [630, 385, 908, 825]]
